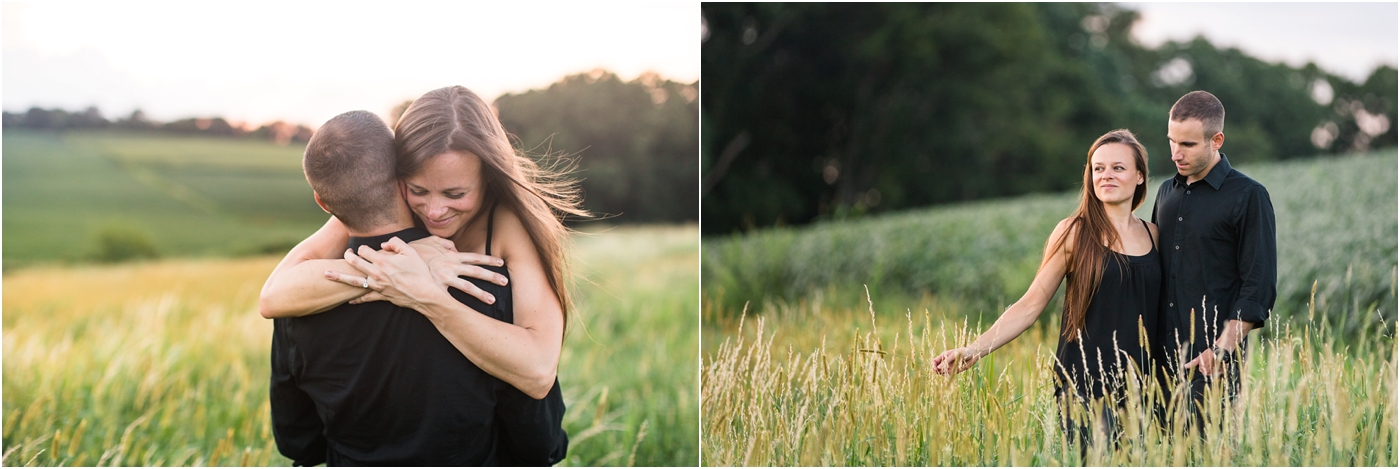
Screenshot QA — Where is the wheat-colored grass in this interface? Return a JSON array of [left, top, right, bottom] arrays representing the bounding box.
[[4, 225, 699, 466], [702, 288, 1396, 466]]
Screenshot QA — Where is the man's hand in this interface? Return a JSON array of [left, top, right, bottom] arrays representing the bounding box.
[[1185, 319, 1254, 378], [1184, 347, 1227, 377]]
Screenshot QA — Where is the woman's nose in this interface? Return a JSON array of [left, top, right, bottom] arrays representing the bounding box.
[[426, 202, 448, 218]]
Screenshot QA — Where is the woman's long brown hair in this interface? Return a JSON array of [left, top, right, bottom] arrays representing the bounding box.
[[1046, 129, 1149, 341], [394, 86, 589, 334]]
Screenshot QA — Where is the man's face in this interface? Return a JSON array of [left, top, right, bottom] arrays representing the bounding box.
[[1166, 118, 1219, 182]]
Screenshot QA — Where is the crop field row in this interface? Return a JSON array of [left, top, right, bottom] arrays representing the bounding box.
[[2, 131, 326, 267]]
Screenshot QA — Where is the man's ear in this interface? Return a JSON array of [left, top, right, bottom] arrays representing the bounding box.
[[1211, 131, 1225, 152], [313, 191, 331, 214]]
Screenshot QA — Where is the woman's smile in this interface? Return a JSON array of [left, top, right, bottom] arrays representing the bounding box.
[[403, 150, 485, 238]]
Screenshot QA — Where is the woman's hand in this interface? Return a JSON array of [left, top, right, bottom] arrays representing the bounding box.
[[407, 236, 509, 304], [325, 236, 507, 306], [327, 237, 455, 312], [931, 347, 983, 376]]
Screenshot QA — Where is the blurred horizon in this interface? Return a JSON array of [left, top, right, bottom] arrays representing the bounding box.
[[3, 2, 699, 127]]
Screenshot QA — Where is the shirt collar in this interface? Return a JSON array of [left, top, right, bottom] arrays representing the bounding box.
[[1172, 153, 1233, 190], [347, 227, 431, 252]]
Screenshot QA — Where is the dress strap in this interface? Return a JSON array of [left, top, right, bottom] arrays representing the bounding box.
[[485, 202, 498, 256], [1140, 218, 1156, 252]]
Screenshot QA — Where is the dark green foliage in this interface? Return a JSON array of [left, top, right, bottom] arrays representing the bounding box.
[[496, 71, 699, 223], [700, 3, 1398, 235]]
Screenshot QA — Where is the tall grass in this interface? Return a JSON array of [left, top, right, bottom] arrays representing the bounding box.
[[3, 225, 698, 466], [701, 286, 1396, 466]]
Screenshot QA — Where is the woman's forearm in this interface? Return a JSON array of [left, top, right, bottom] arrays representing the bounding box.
[[966, 301, 1040, 359], [260, 259, 366, 318], [416, 294, 560, 399]]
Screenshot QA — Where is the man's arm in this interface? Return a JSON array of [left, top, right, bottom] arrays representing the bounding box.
[[1229, 184, 1278, 327], [1186, 184, 1276, 376], [269, 321, 328, 466]]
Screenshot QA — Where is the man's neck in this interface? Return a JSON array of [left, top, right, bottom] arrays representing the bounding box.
[[344, 201, 417, 238], [1186, 151, 1222, 185], [347, 221, 417, 238]]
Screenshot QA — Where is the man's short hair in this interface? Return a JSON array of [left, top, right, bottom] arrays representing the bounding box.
[[303, 111, 398, 232], [1169, 90, 1225, 139]]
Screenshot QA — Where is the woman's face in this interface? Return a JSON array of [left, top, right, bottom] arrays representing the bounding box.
[[1090, 142, 1142, 205], [402, 151, 486, 238]]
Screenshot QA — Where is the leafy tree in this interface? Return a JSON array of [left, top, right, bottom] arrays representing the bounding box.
[[701, 3, 1396, 235], [496, 70, 699, 223]]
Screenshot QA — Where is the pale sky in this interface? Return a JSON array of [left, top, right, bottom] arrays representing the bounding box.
[[1125, 2, 1397, 83], [3, 2, 699, 127], [5, 2, 1394, 128]]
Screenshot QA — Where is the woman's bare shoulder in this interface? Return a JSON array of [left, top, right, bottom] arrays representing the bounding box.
[[1142, 218, 1159, 242], [1047, 216, 1079, 254], [492, 204, 539, 262]]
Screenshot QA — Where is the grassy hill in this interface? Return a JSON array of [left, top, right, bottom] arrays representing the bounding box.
[[703, 150, 1398, 337], [2, 130, 328, 268]]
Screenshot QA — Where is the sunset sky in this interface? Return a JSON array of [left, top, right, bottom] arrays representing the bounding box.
[[3, 2, 699, 126], [4, 2, 1394, 128]]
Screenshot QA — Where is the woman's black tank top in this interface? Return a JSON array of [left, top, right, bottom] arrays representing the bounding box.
[[1053, 219, 1161, 402]]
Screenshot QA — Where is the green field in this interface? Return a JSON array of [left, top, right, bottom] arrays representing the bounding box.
[[3, 224, 698, 466], [704, 151, 1398, 337], [3, 130, 328, 267], [701, 151, 1397, 465]]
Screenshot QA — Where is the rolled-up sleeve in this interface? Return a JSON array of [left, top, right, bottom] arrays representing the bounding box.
[[1230, 184, 1277, 326]]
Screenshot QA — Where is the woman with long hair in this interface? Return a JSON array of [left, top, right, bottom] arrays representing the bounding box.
[[930, 129, 1161, 451], [260, 86, 584, 405]]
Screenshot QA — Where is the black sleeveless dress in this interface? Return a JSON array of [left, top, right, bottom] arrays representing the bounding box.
[[453, 203, 569, 465], [1053, 219, 1161, 403]]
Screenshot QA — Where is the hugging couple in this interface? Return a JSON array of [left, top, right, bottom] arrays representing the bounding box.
[[932, 90, 1277, 451], [259, 86, 584, 465]]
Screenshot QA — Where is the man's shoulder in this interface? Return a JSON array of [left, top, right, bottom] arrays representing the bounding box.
[[1223, 167, 1271, 196]]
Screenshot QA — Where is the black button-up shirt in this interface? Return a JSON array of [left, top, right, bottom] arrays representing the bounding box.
[[1151, 154, 1277, 353], [270, 227, 567, 466]]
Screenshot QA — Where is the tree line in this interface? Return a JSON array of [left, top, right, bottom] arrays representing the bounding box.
[[3, 70, 700, 224], [2, 107, 316, 144], [701, 3, 1397, 235]]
